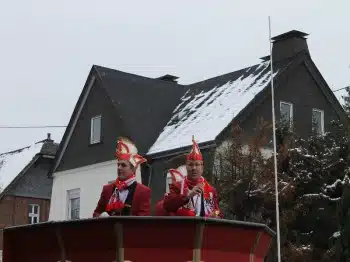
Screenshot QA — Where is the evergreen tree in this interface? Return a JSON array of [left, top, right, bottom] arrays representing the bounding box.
[[213, 123, 271, 222], [329, 174, 350, 261], [215, 119, 350, 262]]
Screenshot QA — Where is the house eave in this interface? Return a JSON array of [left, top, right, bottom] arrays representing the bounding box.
[[50, 69, 98, 176], [0, 154, 40, 200], [303, 60, 348, 121], [146, 140, 217, 160], [0, 193, 51, 200]]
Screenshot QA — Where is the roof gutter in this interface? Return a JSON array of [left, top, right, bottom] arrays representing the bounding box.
[[146, 141, 217, 160]]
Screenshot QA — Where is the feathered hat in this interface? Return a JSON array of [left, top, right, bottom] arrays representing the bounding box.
[[166, 165, 187, 194], [186, 135, 203, 161], [115, 137, 146, 168]]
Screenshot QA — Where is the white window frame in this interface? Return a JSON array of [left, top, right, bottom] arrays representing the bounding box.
[[280, 101, 293, 128], [312, 108, 325, 135], [67, 188, 80, 220], [90, 115, 102, 144], [28, 204, 40, 224]]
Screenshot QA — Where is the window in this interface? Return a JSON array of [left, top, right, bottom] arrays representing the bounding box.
[[312, 109, 324, 135], [67, 188, 80, 220], [90, 115, 102, 144], [28, 204, 40, 224], [280, 101, 293, 128]]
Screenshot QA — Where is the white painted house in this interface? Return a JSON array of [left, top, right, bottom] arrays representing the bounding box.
[[48, 30, 346, 220], [49, 160, 142, 220]]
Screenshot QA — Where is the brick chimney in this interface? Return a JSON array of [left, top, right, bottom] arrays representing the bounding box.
[[271, 30, 309, 62]]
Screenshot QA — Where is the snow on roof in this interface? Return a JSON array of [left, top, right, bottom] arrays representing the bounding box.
[[147, 61, 278, 155], [0, 142, 43, 191]]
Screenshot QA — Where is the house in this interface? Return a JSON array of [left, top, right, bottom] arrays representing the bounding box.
[[0, 133, 58, 256], [48, 29, 347, 220]]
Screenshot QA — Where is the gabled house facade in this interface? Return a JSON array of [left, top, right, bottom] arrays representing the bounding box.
[[49, 30, 346, 220], [0, 134, 58, 257]]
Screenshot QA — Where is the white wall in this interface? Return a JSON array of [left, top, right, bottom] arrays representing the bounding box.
[[49, 160, 142, 221]]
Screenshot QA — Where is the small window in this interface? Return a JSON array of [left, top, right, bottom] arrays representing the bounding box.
[[28, 204, 40, 224], [67, 188, 80, 220], [280, 101, 293, 128], [90, 115, 102, 144], [312, 109, 324, 135]]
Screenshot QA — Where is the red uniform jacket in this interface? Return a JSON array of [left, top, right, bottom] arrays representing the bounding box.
[[162, 184, 223, 218], [93, 182, 151, 217], [155, 199, 175, 216]]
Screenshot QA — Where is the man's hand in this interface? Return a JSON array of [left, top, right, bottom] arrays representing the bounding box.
[[99, 212, 110, 217], [187, 183, 204, 198]]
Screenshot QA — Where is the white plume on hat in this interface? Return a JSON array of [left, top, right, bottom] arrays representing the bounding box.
[[115, 137, 146, 183], [115, 137, 146, 168], [165, 165, 187, 194]]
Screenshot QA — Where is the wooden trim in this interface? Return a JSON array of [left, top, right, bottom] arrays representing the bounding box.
[[147, 142, 216, 160], [52, 75, 96, 173], [192, 222, 205, 262], [114, 223, 124, 262], [265, 237, 273, 258], [303, 60, 346, 120], [249, 231, 262, 262], [55, 226, 68, 262]]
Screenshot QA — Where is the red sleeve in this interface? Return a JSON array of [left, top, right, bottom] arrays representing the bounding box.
[[136, 187, 151, 216], [93, 186, 107, 217], [154, 200, 168, 216], [163, 185, 190, 213], [212, 189, 223, 218]]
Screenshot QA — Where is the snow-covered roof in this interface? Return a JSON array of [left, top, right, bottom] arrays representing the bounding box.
[[0, 143, 43, 191], [147, 61, 282, 155]]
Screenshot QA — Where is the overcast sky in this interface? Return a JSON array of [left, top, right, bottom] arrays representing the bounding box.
[[0, 0, 349, 154]]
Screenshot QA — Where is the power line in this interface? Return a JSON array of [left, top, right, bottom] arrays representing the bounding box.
[[0, 145, 32, 157], [0, 134, 54, 156], [332, 86, 349, 93], [0, 125, 67, 129]]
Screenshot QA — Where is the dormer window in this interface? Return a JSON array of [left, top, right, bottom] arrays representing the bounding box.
[[312, 109, 324, 135], [280, 101, 293, 128], [90, 115, 102, 144]]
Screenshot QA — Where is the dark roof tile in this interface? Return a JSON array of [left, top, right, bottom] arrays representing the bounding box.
[[93, 66, 187, 154]]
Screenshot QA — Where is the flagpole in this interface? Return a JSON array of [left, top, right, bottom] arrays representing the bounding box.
[[268, 16, 282, 262]]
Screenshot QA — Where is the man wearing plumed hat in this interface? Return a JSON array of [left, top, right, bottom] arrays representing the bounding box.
[[93, 137, 151, 217], [156, 136, 222, 218]]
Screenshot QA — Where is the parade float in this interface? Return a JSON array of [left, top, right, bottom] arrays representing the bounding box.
[[2, 216, 274, 262]]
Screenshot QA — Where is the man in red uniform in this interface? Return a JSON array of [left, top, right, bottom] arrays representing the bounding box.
[[155, 166, 186, 216], [157, 136, 222, 218], [93, 137, 151, 217]]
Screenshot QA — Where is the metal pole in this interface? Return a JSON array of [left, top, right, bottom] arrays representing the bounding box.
[[268, 16, 282, 262]]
